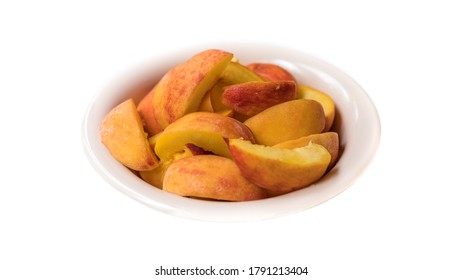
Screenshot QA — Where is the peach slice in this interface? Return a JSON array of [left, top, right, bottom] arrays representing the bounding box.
[[244, 99, 326, 146], [100, 99, 158, 171], [209, 62, 264, 112], [228, 138, 331, 193], [136, 86, 163, 137], [154, 112, 255, 160], [273, 132, 339, 169], [163, 155, 267, 201], [222, 80, 297, 117], [152, 49, 233, 128], [297, 85, 336, 132], [246, 63, 297, 83]]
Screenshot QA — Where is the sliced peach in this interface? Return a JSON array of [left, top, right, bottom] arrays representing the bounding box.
[[100, 99, 158, 171], [244, 99, 326, 146], [247, 63, 297, 83], [228, 138, 331, 193], [209, 62, 264, 112], [297, 85, 336, 132], [163, 155, 267, 201], [222, 80, 297, 117], [152, 49, 233, 128], [274, 132, 339, 169], [136, 86, 163, 136], [154, 112, 254, 160]]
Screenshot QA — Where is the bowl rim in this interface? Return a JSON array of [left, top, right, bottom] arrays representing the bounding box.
[[82, 42, 381, 222]]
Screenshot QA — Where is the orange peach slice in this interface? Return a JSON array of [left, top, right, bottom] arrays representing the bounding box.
[[222, 80, 297, 117], [244, 99, 326, 146], [274, 132, 339, 169], [228, 138, 331, 193], [297, 85, 336, 132], [100, 99, 158, 171], [154, 112, 255, 160], [247, 63, 297, 83], [163, 155, 267, 201], [152, 49, 233, 128], [136, 86, 163, 137]]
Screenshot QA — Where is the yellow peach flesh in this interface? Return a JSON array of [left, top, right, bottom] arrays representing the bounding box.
[[274, 132, 340, 169], [139, 149, 193, 189], [154, 112, 254, 160], [228, 138, 331, 193]]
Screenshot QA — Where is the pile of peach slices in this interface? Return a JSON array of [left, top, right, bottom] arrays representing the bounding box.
[[100, 49, 340, 201]]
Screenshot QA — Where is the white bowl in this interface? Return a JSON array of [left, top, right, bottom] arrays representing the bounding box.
[[82, 43, 380, 222]]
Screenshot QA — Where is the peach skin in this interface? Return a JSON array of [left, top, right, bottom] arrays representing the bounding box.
[[152, 49, 233, 128], [163, 155, 267, 201], [209, 62, 264, 112], [246, 63, 297, 83], [222, 80, 297, 117], [136, 86, 163, 136], [100, 98, 158, 171]]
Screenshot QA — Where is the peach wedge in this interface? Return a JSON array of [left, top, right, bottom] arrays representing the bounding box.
[[163, 155, 267, 201], [274, 132, 340, 169], [244, 99, 326, 146], [228, 138, 331, 193], [152, 49, 233, 128], [100, 99, 158, 171], [222, 80, 297, 117], [209, 61, 264, 112], [297, 85, 336, 132], [154, 112, 255, 160]]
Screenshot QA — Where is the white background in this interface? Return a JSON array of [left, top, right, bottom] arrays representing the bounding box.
[[1, 1, 461, 279]]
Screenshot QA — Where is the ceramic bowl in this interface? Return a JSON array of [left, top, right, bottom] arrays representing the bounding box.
[[82, 42, 380, 222]]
